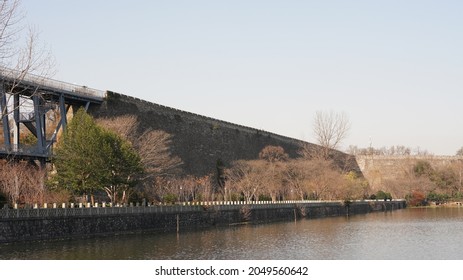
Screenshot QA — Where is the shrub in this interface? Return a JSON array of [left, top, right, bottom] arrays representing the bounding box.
[[163, 193, 177, 204], [375, 190, 392, 200], [426, 192, 450, 203], [406, 191, 427, 207]]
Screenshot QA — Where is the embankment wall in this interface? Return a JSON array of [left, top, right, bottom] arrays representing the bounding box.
[[0, 200, 406, 243]]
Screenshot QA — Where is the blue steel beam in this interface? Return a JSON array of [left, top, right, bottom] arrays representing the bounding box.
[[32, 95, 45, 154], [13, 93, 19, 147], [47, 94, 68, 150], [0, 85, 11, 149], [0, 69, 104, 160]]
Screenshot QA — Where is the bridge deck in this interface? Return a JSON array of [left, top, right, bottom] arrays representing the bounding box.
[[0, 68, 106, 162], [0, 67, 105, 104]]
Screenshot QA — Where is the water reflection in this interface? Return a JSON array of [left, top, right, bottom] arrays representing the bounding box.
[[1, 208, 463, 259]]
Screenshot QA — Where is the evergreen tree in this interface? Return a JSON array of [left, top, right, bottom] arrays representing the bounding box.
[[53, 108, 142, 204]]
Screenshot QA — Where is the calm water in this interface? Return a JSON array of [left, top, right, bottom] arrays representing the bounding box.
[[1, 207, 463, 260]]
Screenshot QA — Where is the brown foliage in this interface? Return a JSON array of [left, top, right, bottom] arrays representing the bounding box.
[[143, 175, 215, 203], [301, 159, 345, 200], [96, 115, 182, 184], [226, 146, 363, 202], [226, 160, 263, 202], [259, 145, 288, 163], [0, 160, 45, 206], [408, 190, 427, 206]]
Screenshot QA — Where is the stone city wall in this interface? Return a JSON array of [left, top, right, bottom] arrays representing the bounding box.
[[356, 155, 463, 191], [88, 92, 361, 177]]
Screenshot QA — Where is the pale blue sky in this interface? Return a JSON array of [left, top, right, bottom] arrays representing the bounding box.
[[22, 1, 463, 155]]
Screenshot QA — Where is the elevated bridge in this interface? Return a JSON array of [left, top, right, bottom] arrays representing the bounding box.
[[0, 68, 105, 163]]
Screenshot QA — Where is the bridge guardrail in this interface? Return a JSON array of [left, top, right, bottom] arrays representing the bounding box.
[[0, 67, 105, 100], [0, 143, 50, 157]]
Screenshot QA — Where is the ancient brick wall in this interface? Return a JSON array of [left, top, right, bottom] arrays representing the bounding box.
[[88, 91, 360, 177]]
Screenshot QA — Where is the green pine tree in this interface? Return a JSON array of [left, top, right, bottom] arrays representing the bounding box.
[[52, 108, 142, 204]]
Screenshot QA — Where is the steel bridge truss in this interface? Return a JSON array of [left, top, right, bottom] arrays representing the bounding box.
[[0, 69, 104, 163]]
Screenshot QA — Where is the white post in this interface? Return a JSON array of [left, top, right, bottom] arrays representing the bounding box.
[[44, 203, 48, 209], [62, 203, 66, 208]]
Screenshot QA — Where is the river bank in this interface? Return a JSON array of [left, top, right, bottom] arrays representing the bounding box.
[[0, 200, 406, 244]]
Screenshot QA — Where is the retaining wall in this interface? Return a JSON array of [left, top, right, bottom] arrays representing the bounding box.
[[0, 200, 406, 243]]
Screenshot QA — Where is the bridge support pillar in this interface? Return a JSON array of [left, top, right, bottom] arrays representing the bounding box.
[[12, 92, 19, 149], [0, 83, 11, 150], [32, 94, 46, 154]]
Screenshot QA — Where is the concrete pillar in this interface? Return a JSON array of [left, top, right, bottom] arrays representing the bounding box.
[[44, 203, 48, 209], [87, 203, 91, 208], [102, 202, 106, 208], [33, 203, 38, 209], [95, 203, 99, 208], [79, 203, 83, 208], [14, 203, 17, 209], [62, 203, 66, 208]]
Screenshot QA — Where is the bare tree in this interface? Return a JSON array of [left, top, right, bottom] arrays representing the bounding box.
[[0, 0, 23, 65], [96, 115, 182, 186], [284, 159, 311, 200], [226, 160, 263, 202], [0, 0, 54, 73], [258, 145, 288, 201], [0, 0, 55, 152], [311, 111, 350, 159], [259, 145, 289, 163], [0, 159, 46, 206]]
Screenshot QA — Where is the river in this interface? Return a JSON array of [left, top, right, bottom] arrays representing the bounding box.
[[1, 207, 462, 259]]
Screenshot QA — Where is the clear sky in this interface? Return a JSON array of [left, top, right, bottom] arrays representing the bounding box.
[[22, 0, 463, 155]]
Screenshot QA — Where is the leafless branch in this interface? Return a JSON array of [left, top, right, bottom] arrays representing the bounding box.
[[312, 111, 350, 159]]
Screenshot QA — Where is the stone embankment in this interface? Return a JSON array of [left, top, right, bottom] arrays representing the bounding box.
[[0, 200, 406, 243]]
